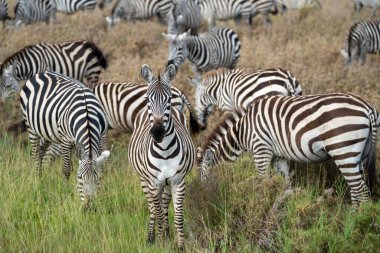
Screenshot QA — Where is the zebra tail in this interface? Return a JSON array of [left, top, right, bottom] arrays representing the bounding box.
[[364, 113, 378, 192], [87, 41, 109, 69], [180, 92, 201, 134]]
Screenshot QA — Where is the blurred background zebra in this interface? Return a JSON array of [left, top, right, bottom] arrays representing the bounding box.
[[166, 0, 201, 34], [354, 0, 380, 18], [0, 40, 107, 97], [340, 20, 380, 64], [54, 0, 97, 14], [0, 0, 10, 23], [248, 0, 278, 28], [274, 0, 321, 13], [14, 0, 56, 26], [163, 27, 241, 77], [128, 64, 195, 252], [20, 71, 111, 208], [106, 0, 172, 27]]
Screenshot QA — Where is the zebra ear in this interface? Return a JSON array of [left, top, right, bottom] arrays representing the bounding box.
[[164, 64, 176, 83], [141, 64, 155, 83], [188, 76, 200, 88]]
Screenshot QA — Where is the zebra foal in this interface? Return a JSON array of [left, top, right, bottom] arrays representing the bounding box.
[[189, 67, 302, 129], [340, 20, 380, 64], [128, 64, 195, 251], [20, 71, 111, 208], [198, 93, 379, 206]]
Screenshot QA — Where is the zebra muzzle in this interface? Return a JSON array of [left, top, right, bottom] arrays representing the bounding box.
[[150, 124, 166, 143]]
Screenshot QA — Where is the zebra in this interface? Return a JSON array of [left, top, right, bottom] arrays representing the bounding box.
[[167, 0, 201, 34], [20, 71, 111, 208], [0, 0, 11, 23], [163, 27, 241, 77], [197, 93, 380, 206], [128, 64, 195, 251], [248, 0, 278, 28], [14, 0, 57, 26], [354, 0, 380, 18], [274, 0, 321, 14], [0, 40, 107, 98], [340, 20, 380, 65], [188, 67, 303, 129], [98, 0, 113, 9], [106, 0, 172, 27], [54, 0, 97, 14]]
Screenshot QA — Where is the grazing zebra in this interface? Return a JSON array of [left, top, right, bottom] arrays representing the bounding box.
[[340, 20, 380, 65], [163, 27, 241, 77], [274, 0, 321, 13], [14, 0, 56, 26], [0, 0, 10, 22], [54, 0, 96, 14], [0, 40, 107, 98], [128, 64, 195, 251], [20, 71, 111, 207], [167, 0, 201, 34], [198, 0, 252, 29], [198, 93, 380, 206], [248, 0, 278, 27], [106, 0, 172, 27], [189, 67, 303, 129], [354, 0, 380, 18]]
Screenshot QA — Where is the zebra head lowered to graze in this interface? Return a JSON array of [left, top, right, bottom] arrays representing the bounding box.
[[0, 40, 108, 98], [20, 71, 111, 209], [14, 0, 57, 26], [341, 20, 380, 65], [163, 27, 241, 77], [128, 64, 195, 252], [197, 93, 380, 206], [188, 67, 303, 129]]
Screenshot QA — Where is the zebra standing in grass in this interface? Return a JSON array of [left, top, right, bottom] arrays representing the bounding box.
[[106, 0, 172, 27], [198, 93, 379, 206], [188, 67, 303, 129], [128, 64, 195, 251], [354, 0, 380, 18], [54, 0, 96, 14], [0, 0, 10, 22], [340, 20, 380, 65], [167, 0, 201, 34], [0, 40, 107, 97], [163, 27, 241, 77], [20, 71, 111, 208], [14, 0, 57, 26]]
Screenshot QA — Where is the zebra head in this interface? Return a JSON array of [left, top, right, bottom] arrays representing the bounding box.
[[188, 76, 212, 130], [141, 64, 176, 143], [197, 147, 213, 182], [163, 31, 190, 72], [76, 143, 111, 208], [0, 62, 20, 98]]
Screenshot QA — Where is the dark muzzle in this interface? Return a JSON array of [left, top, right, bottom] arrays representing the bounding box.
[[150, 124, 166, 143]]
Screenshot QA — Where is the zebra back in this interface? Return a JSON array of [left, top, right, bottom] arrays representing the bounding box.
[[55, 0, 96, 14]]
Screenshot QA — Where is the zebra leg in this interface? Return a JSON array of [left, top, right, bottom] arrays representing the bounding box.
[[61, 141, 73, 180], [359, 50, 367, 65], [253, 150, 273, 177], [172, 180, 186, 252], [162, 185, 172, 239], [152, 189, 165, 244], [141, 180, 156, 244], [29, 132, 42, 175]]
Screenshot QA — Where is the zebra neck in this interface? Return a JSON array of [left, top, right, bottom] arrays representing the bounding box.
[[186, 36, 204, 64]]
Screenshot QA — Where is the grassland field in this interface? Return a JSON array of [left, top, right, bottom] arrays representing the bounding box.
[[0, 0, 380, 252]]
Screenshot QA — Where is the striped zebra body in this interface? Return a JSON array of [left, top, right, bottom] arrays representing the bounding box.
[[164, 27, 241, 76], [20, 71, 110, 207], [54, 0, 96, 14], [199, 0, 252, 28], [248, 0, 278, 27], [198, 93, 379, 206], [0, 40, 107, 98], [128, 64, 195, 251], [0, 0, 10, 22], [341, 20, 380, 64], [14, 0, 56, 26], [189, 67, 302, 129], [354, 0, 380, 18], [167, 0, 201, 34], [106, 0, 172, 27]]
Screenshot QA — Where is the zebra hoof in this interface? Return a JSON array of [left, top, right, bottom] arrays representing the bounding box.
[[147, 232, 155, 244]]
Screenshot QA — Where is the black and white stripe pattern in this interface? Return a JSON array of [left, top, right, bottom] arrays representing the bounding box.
[[248, 0, 278, 28], [340, 20, 380, 64], [128, 64, 195, 251], [198, 93, 379, 206], [189, 67, 303, 129], [106, 0, 172, 27], [0, 0, 10, 22], [20, 71, 111, 207], [167, 0, 201, 34], [0, 40, 107, 98], [54, 0, 96, 14], [354, 0, 380, 18], [14, 0, 56, 26], [164, 27, 241, 76]]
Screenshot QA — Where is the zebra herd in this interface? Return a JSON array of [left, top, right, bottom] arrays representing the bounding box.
[[1, 0, 380, 251]]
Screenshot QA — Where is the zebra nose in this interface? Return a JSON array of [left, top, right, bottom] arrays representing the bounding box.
[[150, 123, 165, 143]]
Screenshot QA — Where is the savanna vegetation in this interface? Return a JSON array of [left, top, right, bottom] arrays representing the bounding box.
[[0, 0, 379, 252]]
